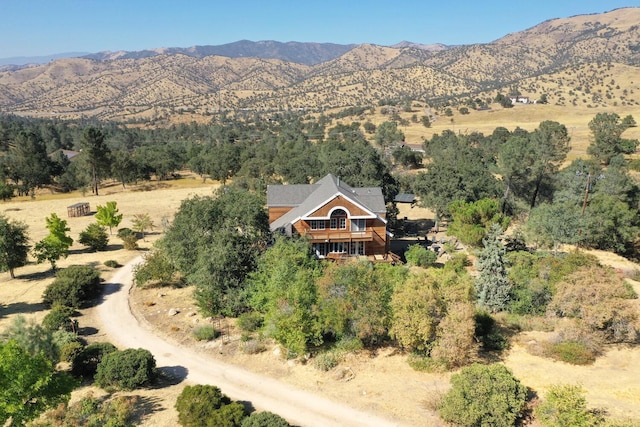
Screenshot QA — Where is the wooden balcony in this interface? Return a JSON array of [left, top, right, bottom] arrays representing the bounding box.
[[303, 230, 373, 242]]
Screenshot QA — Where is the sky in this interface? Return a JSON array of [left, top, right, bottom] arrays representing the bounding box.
[[1, 0, 640, 59]]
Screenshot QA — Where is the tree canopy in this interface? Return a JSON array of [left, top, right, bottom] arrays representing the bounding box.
[[0, 215, 30, 278]]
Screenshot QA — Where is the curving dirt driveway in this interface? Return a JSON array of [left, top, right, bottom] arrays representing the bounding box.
[[97, 257, 406, 427]]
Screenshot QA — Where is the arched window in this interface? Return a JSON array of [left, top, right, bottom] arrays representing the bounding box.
[[330, 208, 347, 230]]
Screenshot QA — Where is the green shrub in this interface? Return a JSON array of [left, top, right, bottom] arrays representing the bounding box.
[[52, 330, 83, 363], [443, 252, 469, 273], [241, 411, 290, 427], [42, 394, 139, 427], [405, 244, 437, 268], [104, 259, 120, 268], [535, 384, 602, 427], [42, 304, 77, 331], [407, 353, 447, 372], [313, 351, 341, 372], [117, 228, 139, 250], [42, 265, 102, 308], [474, 311, 507, 351], [133, 250, 179, 288], [543, 341, 596, 365], [193, 325, 219, 341], [59, 341, 84, 363], [95, 348, 157, 390], [334, 336, 364, 353], [71, 342, 118, 378], [175, 384, 247, 427], [78, 223, 109, 251], [438, 363, 528, 427], [237, 312, 264, 332]]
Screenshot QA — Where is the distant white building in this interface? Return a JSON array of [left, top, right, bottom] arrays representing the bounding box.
[[509, 96, 531, 104]]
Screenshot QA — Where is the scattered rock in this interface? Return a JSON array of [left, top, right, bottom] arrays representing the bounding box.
[[157, 293, 166, 297], [272, 347, 282, 357], [187, 311, 197, 317], [168, 308, 179, 316], [287, 359, 297, 367]]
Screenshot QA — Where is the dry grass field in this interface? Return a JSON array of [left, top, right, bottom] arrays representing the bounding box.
[[1, 173, 640, 426]]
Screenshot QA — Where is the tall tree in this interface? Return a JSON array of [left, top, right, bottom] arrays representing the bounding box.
[[527, 121, 570, 209], [6, 131, 52, 197], [373, 121, 404, 149], [80, 127, 110, 195], [587, 113, 639, 165], [0, 215, 30, 279], [496, 135, 535, 213], [413, 133, 499, 223], [475, 224, 511, 312], [248, 236, 323, 354], [160, 187, 270, 316]]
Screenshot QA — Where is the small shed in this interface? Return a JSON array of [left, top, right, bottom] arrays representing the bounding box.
[[394, 193, 416, 205], [67, 202, 90, 217]]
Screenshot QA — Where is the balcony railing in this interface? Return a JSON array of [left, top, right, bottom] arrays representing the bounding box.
[[302, 230, 373, 242]]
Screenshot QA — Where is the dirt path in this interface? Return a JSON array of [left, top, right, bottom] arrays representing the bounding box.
[[97, 257, 407, 427]]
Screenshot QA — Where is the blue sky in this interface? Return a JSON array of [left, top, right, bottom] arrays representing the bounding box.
[[1, 0, 639, 58]]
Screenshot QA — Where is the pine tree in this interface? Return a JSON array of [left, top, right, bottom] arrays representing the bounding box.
[[475, 223, 511, 312]]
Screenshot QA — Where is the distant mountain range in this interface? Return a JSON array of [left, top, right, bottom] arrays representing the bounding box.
[[1, 7, 638, 122], [0, 40, 455, 70], [0, 52, 89, 68]]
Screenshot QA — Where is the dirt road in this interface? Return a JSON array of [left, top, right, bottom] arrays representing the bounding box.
[[96, 257, 406, 427]]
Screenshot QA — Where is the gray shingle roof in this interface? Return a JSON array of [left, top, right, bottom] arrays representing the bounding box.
[[267, 174, 386, 231]]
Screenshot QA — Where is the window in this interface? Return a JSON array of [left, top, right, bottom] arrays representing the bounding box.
[[310, 220, 325, 230], [329, 242, 346, 253], [313, 243, 327, 257], [330, 209, 347, 230], [351, 219, 366, 231], [349, 241, 365, 255]]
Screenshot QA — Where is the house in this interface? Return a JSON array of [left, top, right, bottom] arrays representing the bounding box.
[[48, 149, 81, 161], [267, 174, 393, 261]]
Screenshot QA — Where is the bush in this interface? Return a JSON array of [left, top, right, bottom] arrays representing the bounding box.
[[535, 384, 602, 427], [59, 341, 83, 363], [104, 259, 120, 268], [313, 351, 341, 372], [474, 311, 508, 351], [543, 341, 596, 365], [95, 348, 157, 390], [41, 394, 139, 427], [117, 228, 139, 250], [240, 338, 267, 355], [438, 363, 528, 427], [443, 252, 470, 273], [133, 250, 178, 288], [71, 342, 118, 378], [78, 223, 109, 251], [42, 304, 77, 332], [42, 265, 102, 308], [241, 411, 290, 427], [237, 311, 264, 332], [175, 384, 246, 427], [405, 244, 437, 268], [193, 325, 219, 341]]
